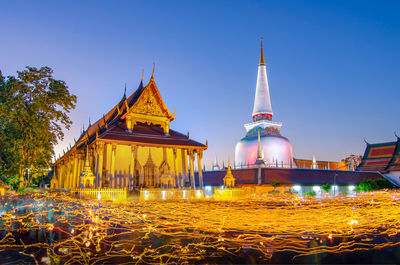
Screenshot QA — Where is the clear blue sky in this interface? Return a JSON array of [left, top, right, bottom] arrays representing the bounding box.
[[1, 0, 399, 168]]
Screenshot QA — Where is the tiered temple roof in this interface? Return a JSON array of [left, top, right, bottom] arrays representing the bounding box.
[[357, 137, 400, 172], [57, 73, 206, 162]]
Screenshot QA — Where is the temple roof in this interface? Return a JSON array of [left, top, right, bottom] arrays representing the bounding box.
[[97, 122, 206, 148], [75, 80, 146, 146], [357, 138, 400, 172], [387, 138, 400, 171], [57, 73, 206, 162]]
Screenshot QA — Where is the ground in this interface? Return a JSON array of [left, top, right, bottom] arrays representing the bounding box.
[[0, 191, 400, 264]]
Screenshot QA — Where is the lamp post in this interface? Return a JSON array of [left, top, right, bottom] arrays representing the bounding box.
[[333, 172, 337, 197], [26, 168, 31, 187]]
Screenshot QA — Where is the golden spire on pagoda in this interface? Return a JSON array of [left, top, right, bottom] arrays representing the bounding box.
[[259, 37, 265, 66], [255, 130, 266, 167]]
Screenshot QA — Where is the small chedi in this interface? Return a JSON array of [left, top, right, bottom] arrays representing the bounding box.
[[223, 160, 235, 188], [235, 39, 296, 168], [52, 68, 207, 190]]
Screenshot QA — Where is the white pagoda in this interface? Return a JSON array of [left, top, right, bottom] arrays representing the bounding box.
[[235, 39, 296, 168]]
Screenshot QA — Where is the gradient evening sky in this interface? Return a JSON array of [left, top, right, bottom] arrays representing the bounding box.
[[1, 0, 399, 168]]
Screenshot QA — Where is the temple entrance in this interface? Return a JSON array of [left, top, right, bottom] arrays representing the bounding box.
[[160, 160, 174, 188], [144, 166, 155, 187], [143, 150, 157, 187]]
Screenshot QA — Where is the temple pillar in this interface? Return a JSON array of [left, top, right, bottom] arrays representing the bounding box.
[[61, 163, 65, 189], [77, 153, 83, 188], [144, 168, 148, 187], [197, 150, 203, 188], [181, 149, 187, 186], [156, 168, 160, 187], [140, 170, 144, 187], [90, 146, 96, 178], [76, 154, 81, 188], [188, 149, 195, 188], [110, 144, 116, 188], [72, 154, 78, 189], [64, 159, 68, 189], [95, 142, 104, 188], [173, 149, 178, 188], [67, 157, 73, 189], [74, 156, 79, 188], [129, 145, 137, 189], [58, 162, 64, 189]]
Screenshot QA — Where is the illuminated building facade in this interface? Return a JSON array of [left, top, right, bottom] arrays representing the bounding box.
[[235, 39, 295, 168], [52, 70, 207, 189], [294, 158, 348, 170]]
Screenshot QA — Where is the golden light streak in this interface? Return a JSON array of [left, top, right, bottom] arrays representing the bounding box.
[[0, 190, 399, 263]]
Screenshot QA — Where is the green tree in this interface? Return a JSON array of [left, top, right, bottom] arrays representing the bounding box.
[[0, 67, 76, 187], [306, 191, 316, 197], [270, 179, 282, 192], [357, 178, 396, 192], [321, 183, 332, 193]]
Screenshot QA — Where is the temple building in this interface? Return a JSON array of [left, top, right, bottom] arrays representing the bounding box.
[[51, 69, 207, 189], [294, 158, 348, 170], [357, 136, 400, 186], [235, 40, 296, 168]]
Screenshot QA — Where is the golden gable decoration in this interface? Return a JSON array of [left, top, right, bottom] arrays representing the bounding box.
[[134, 88, 164, 116], [123, 78, 175, 134]]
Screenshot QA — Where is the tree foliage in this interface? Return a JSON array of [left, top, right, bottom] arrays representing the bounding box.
[[270, 179, 282, 191], [344, 154, 363, 171], [321, 183, 332, 193], [0, 67, 76, 187], [305, 191, 316, 197], [356, 178, 396, 192]]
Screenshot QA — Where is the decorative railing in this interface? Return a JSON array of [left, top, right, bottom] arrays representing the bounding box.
[[140, 188, 204, 200], [71, 188, 127, 201]]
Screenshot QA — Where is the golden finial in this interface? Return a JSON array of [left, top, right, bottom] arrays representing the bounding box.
[[151, 63, 155, 79], [124, 98, 129, 110], [141, 69, 144, 80], [259, 37, 265, 66], [172, 108, 176, 119]]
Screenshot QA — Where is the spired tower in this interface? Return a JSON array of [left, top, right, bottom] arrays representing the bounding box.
[[235, 39, 296, 168]]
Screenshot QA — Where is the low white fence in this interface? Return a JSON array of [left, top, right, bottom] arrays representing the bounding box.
[[71, 188, 127, 201]]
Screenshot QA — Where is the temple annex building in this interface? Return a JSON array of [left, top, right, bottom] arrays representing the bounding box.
[[357, 137, 400, 186], [51, 70, 207, 189]]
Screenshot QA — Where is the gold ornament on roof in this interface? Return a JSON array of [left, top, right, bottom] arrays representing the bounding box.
[[134, 89, 164, 116]]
